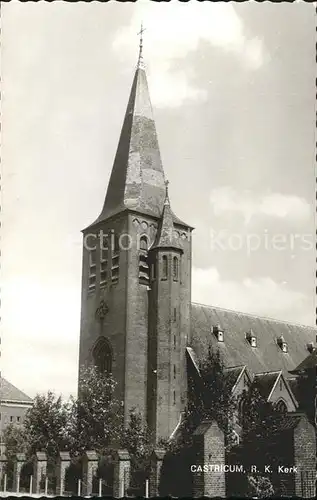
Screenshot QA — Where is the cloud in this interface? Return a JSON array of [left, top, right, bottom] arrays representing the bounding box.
[[192, 266, 314, 326], [112, 2, 267, 107], [209, 187, 310, 224]]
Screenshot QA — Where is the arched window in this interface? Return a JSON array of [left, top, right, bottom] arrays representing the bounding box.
[[275, 399, 288, 413], [93, 338, 112, 374], [162, 255, 168, 279], [173, 257, 178, 281]]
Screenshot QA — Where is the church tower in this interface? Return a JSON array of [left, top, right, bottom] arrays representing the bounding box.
[[78, 31, 192, 440]]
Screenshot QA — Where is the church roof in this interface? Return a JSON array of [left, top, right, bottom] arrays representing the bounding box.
[[253, 371, 281, 399], [0, 378, 33, 403], [224, 366, 246, 391], [289, 349, 317, 373], [190, 303, 316, 377]]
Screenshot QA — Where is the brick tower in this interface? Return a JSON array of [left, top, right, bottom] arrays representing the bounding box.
[[78, 36, 192, 441]]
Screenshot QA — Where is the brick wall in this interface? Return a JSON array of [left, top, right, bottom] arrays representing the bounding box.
[[192, 421, 226, 497], [204, 422, 226, 497], [293, 415, 316, 497]]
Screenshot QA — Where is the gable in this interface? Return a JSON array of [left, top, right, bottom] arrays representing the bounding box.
[[190, 303, 316, 377], [1, 378, 33, 403], [267, 373, 297, 411], [232, 367, 252, 397], [224, 365, 251, 397], [253, 371, 280, 399]]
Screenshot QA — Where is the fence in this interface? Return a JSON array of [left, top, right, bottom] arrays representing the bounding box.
[[0, 472, 150, 498]]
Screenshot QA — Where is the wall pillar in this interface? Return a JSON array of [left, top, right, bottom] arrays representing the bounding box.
[[56, 451, 71, 495], [113, 449, 130, 497], [149, 449, 165, 497], [82, 450, 98, 496], [192, 420, 225, 497], [13, 453, 26, 492], [33, 452, 47, 494], [293, 414, 316, 498]]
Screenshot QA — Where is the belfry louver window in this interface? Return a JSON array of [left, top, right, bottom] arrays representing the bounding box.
[[88, 249, 97, 291], [139, 235, 149, 285], [100, 247, 108, 288], [111, 233, 119, 284]]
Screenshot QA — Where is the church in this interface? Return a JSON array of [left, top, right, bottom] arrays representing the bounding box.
[[77, 36, 316, 495]]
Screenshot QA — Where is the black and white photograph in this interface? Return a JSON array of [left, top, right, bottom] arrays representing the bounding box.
[[0, 1, 316, 498]]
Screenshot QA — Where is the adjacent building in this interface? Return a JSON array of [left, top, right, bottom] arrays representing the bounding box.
[[0, 378, 33, 453]]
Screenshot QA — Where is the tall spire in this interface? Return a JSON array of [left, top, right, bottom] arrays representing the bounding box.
[[152, 179, 183, 251], [91, 26, 167, 226]]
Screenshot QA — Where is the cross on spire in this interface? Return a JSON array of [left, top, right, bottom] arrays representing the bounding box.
[[164, 179, 170, 205], [137, 23, 146, 68]]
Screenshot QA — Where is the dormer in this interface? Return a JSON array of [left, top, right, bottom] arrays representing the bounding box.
[[213, 324, 224, 342], [277, 335, 288, 353], [306, 342, 314, 354], [245, 329, 257, 348]]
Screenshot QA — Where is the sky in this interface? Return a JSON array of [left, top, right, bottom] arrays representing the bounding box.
[[1, 1, 315, 400]]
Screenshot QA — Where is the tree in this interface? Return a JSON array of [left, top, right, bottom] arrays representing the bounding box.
[[238, 383, 289, 496], [69, 365, 124, 455], [247, 474, 274, 498], [23, 391, 71, 459], [171, 348, 237, 453], [119, 410, 153, 493], [2, 424, 31, 489], [3, 424, 29, 461], [240, 384, 289, 444], [199, 348, 237, 439]]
